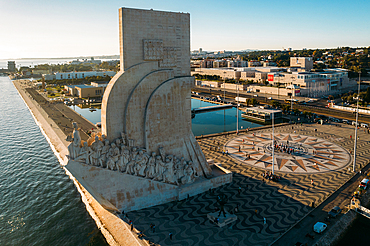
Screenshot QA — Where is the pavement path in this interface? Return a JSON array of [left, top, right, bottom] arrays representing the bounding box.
[[128, 123, 370, 246], [25, 87, 97, 141]]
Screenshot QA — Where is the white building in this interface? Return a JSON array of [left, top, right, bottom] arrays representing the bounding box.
[[54, 71, 116, 80]]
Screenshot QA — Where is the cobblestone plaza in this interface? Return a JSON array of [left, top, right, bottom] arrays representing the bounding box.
[[128, 123, 370, 246]]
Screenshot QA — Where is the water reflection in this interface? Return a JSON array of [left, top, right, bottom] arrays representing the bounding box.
[[68, 99, 262, 136]]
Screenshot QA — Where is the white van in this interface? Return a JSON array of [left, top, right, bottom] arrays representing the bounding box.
[[361, 123, 368, 128]]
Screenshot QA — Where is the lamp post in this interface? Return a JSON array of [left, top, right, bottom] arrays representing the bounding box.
[[272, 112, 275, 175], [236, 80, 239, 134], [353, 71, 361, 172], [223, 72, 226, 103]]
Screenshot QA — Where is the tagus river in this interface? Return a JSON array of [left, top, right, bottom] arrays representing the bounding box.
[[0, 77, 108, 246]]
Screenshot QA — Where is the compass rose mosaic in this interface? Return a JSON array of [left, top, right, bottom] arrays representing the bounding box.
[[225, 133, 351, 174]]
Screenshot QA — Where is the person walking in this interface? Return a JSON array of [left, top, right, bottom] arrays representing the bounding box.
[[263, 217, 266, 225], [311, 179, 314, 186], [169, 232, 173, 240]]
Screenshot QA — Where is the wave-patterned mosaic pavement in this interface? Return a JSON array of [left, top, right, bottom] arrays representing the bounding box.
[[127, 124, 370, 246]]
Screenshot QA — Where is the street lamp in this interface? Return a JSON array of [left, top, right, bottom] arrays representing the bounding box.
[[272, 112, 275, 175], [223, 71, 226, 103], [353, 71, 361, 172], [236, 80, 239, 134], [291, 84, 294, 112]]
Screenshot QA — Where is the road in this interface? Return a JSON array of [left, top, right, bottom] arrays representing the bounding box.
[[272, 162, 370, 246], [192, 87, 370, 124]]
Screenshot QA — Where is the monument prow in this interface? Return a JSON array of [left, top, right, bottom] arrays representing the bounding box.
[[65, 7, 232, 214]]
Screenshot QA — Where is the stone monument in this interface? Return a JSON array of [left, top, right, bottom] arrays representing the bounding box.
[[65, 7, 232, 213]]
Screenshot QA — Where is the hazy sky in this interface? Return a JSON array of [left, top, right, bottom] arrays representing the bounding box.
[[0, 0, 369, 59]]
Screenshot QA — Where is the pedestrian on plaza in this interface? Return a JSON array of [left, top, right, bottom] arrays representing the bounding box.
[[263, 217, 266, 225], [226, 150, 229, 155], [169, 232, 173, 240], [255, 209, 258, 215], [238, 186, 242, 194], [152, 224, 155, 233], [311, 179, 314, 186], [234, 204, 239, 213], [150, 223, 153, 231], [312, 201, 315, 208], [131, 222, 134, 231], [350, 135, 352, 139], [239, 146, 241, 152]]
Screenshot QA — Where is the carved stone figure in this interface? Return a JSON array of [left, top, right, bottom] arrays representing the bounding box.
[[163, 155, 177, 184], [75, 142, 89, 163], [158, 146, 166, 162], [145, 152, 156, 179], [99, 139, 110, 168], [153, 156, 165, 181], [112, 143, 120, 157], [175, 157, 185, 182], [89, 136, 101, 166], [67, 122, 81, 159], [135, 149, 149, 177], [126, 147, 138, 174], [120, 131, 127, 146], [182, 161, 195, 184], [106, 157, 116, 170], [115, 139, 121, 149], [118, 146, 130, 172]]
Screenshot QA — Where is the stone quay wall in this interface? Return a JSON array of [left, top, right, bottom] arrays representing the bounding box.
[[12, 79, 146, 246], [315, 187, 370, 246]]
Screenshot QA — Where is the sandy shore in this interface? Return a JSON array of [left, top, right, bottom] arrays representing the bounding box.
[[12, 79, 147, 246]]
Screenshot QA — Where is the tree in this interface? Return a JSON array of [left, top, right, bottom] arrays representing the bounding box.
[[271, 100, 281, 108], [365, 87, 370, 103]]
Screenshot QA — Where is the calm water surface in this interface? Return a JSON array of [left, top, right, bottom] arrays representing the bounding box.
[[69, 99, 262, 136], [0, 76, 107, 246]]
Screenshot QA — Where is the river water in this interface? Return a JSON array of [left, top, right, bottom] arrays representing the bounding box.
[[0, 76, 107, 246]]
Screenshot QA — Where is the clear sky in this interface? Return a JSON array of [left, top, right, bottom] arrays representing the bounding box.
[[0, 0, 369, 59]]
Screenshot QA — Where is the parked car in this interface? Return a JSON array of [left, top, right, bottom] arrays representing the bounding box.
[[313, 222, 327, 234], [328, 206, 341, 218], [361, 123, 369, 128], [359, 179, 370, 190], [267, 97, 272, 100], [253, 94, 258, 97]]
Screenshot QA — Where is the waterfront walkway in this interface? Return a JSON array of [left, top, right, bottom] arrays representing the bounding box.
[[24, 85, 97, 141], [128, 123, 370, 246]]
